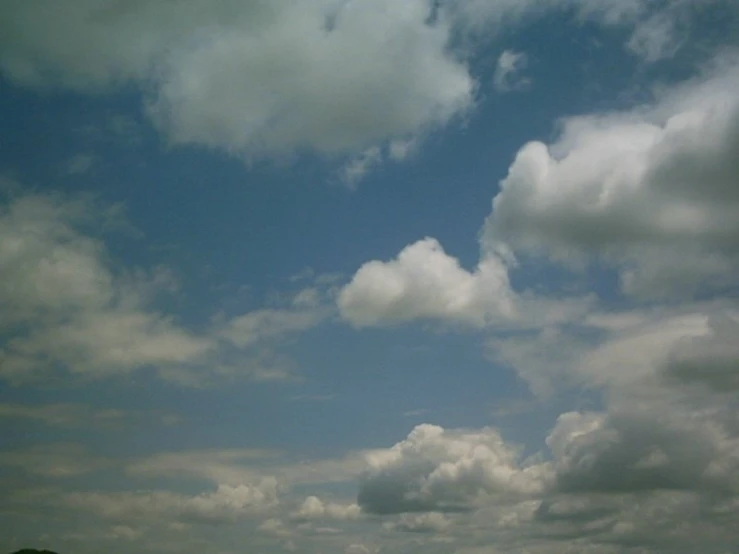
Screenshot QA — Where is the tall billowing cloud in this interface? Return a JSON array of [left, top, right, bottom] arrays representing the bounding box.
[[338, 238, 516, 327], [484, 55, 739, 298], [358, 424, 549, 514]]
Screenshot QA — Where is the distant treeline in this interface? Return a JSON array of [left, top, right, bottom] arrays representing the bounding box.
[[11, 550, 60, 554]]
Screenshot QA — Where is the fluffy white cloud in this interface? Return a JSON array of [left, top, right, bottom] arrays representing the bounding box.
[[483, 55, 739, 298], [338, 235, 594, 328], [0, 0, 715, 179], [358, 424, 550, 514], [493, 50, 530, 93], [338, 238, 516, 327], [293, 496, 361, 521], [0, 0, 473, 167]]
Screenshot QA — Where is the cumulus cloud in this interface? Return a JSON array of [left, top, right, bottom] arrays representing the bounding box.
[[292, 496, 361, 521], [358, 424, 549, 514], [0, 0, 473, 170], [483, 55, 739, 298], [337, 234, 595, 329], [493, 50, 530, 92], [338, 238, 516, 327]]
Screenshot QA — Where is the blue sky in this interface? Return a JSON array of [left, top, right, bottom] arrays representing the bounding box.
[[1, 1, 739, 553]]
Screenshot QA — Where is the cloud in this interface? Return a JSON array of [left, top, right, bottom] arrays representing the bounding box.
[[383, 511, 452, 533], [292, 496, 361, 521], [127, 448, 367, 488], [0, 0, 473, 170], [493, 50, 530, 92], [483, 55, 739, 298], [339, 147, 383, 187], [358, 424, 549, 514], [661, 314, 739, 391], [0, 191, 213, 382], [0, 0, 717, 182], [487, 302, 739, 397], [0, 190, 327, 385], [337, 234, 594, 329], [216, 307, 325, 349], [338, 238, 516, 327], [64, 153, 97, 175], [64, 480, 279, 526], [546, 407, 729, 495]]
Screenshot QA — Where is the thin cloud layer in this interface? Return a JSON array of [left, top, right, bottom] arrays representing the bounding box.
[[493, 50, 530, 93], [0, 190, 328, 385]]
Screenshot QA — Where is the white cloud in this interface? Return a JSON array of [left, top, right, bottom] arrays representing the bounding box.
[[339, 147, 383, 187], [217, 307, 325, 349], [0, 0, 717, 182], [0, 190, 327, 385], [0, 0, 473, 171], [0, 192, 213, 383], [293, 496, 361, 521], [662, 314, 739, 391], [358, 424, 550, 514], [338, 235, 594, 329], [483, 55, 739, 298], [488, 303, 739, 396], [338, 238, 516, 327], [493, 50, 530, 93]]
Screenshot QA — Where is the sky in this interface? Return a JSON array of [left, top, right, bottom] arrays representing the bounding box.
[[1, 1, 739, 553]]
